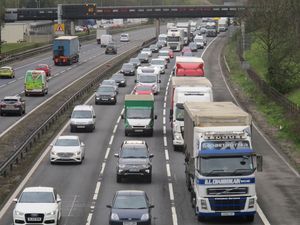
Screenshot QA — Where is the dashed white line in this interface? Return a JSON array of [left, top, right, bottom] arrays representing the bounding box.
[[68, 195, 78, 217], [100, 163, 106, 175], [94, 181, 101, 195], [171, 207, 178, 225], [168, 183, 175, 201], [165, 149, 169, 161], [104, 148, 111, 160], [164, 136, 168, 147], [163, 126, 166, 135], [109, 136, 114, 145], [163, 117, 166, 125], [8, 80, 16, 84], [85, 213, 93, 225], [113, 125, 118, 134], [166, 164, 171, 177], [0, 84, 6, 88]]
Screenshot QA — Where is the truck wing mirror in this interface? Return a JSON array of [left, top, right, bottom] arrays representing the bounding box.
[[134, 79, 137, 83], [256, 155, 263, 172], [121, 114, 124, 119]]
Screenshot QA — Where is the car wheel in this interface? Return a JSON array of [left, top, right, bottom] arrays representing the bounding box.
[[19, 109, 22, 116], [148, 130, 153, 137], [146, 174, 152, 183], [245, 215, 255, 222], [116, 175, 122, 183], [125, 130, 128, 136], [70, 126, 75, 133]]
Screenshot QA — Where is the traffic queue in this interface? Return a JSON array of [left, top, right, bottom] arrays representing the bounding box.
[[10, 18, 262, 225]]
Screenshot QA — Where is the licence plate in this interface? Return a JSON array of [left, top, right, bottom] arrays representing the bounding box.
[[77, 125, 85, 128], [134, 130, 143, 132], [28, 217, 42, 222], [102, 98, 108, 100], [130, 169, 139, 172], [123, 222, 137, 225], [221, 212, 235, 216]]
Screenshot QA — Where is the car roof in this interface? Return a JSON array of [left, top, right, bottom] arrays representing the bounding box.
[[1, 66, 12, 69], [57, 135, 79, 140], [99, 84, 115, 88], [116, 190, 145, 196], [36, 64, 48, 67], [123, 63, 133, 66], [103, 79, 115, 82], [4, 96, 19, 100], [151, 58, 164, 61], [23, 186, 54, 192], [73, 105, 93, 110]]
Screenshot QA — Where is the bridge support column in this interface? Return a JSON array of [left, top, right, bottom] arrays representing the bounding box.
[[155, 18, 160, 38], [70, 21, 75, 36]]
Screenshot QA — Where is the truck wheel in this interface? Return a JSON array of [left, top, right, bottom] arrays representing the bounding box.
[[245, 215, 255, 222], [148, 130, 153, 137], [197, 215, 206, 222], [0, 111, 3, 116], [125, 131, 128, 136], [116, 175, 122, 183]]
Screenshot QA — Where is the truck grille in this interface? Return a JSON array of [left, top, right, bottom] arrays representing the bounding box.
[[207, 187, 248, 195], [209, 197, 246, 211], [25, 213, 44, 223]]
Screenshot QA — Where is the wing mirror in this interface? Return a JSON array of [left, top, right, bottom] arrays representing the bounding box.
[[149, 154, 154, 158], [114, 153, 119, 158], [154, 115, 157, 119], [149, 205, 155, 209], [106, 205, 112, 208], [13, 198, 18, 203], [57, 196, 61, 203], [81, 142, 85, 147]]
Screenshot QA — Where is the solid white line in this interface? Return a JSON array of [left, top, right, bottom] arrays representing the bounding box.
[[171, 207, 178, 225], [86, 213, 93, 225], [68, 195, 78, 217], [94, 181, 101, 194], [92, 193, 97, 201], [166, 164, 171, 177], [257, 204, 271, 225], [223, 55, 231, 72], [201, 36, 219, 58], [109, 136, 114, 145], [164, 136, 168, 147], [165, 149, 169, 161], [218, 50, 300, 178], [104, 148, 110, 160], [168, 183, 175, 201]]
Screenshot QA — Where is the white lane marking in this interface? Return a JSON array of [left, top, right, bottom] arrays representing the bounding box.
[[163, 126, 166, 135], [165, 149, 169, 161], [0, 84, 6, 88], [163, 109, 166, 116], [15, 57, 52, 70], [117, 116, 121, 124], [219, 49, 300, 178], [109, 136, 114, 145], [163, 102, 166, 108], [8, 80, 16, 84], [100, 163, 106, 175], [168, 183, 175, 201], [164, 136, 167, 147], [86, 213, 93, 225], [68, 195, 78, 217], [257, 204, 271, 225], [104, 148, 110, 160], [18, 77, 23, 80], [223, 55, 231, 72], [166, 164, 171, 177], [113, 125, 118, 134], [171, 206, 178, 225], [163, 117, 166, 125]]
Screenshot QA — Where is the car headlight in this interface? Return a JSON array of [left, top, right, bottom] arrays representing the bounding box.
[[142, 164, 150, 169], [118, 164, 126, 169], [141, 213, 149, 221], [76, 151, 81, 156], [46, 210, 56, 216], [111, 213, 119, 220], [51, 151, 57, 156], [120, 80, 125, 83], [14, 210, 24, 216]]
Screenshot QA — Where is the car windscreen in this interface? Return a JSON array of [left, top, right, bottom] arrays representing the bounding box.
[[159, 52, 168, 56], [72, 110, 92, 118], [121, 146, 148, 158], [139, 75, 156, 83], [55, 138, 79, 146], [167, 36, 180, 42], [122, 64, 133, 70], [127, 108, 151, 119], [97, 86, 115, 92], [19, 192, 55, 203], [114, 195, 147, 209], [102, 80, 115, 86], [151, 60, 164, 65]]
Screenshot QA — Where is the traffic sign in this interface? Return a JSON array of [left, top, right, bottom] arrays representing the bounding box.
[[54, 23, 65, 35]]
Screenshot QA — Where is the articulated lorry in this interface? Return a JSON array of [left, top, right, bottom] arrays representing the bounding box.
[[176, 21, 191, 45], [173, 56, 204, 77], [184, 102, 262, 222], [53, 36, 80, 66], [167, 28, 184, 51], [122, 95, 157, 136], [170, 77, 213, 151]]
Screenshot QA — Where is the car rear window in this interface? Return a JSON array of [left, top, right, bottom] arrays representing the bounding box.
[[114, 195, 147, 209], [3, 99, 18, 103]]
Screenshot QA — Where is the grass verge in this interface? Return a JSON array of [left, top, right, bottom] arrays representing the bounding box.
[[224, 35, 300, 169]]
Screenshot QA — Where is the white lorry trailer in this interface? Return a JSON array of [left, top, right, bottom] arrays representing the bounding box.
[[184, 102, 263, 222], [176, 22, 191, 45], [167, 28, 184, 51], [96, 28, 107, 44], [170, 77, 213, 151]]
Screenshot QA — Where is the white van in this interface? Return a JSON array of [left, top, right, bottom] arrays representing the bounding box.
[[136, 66, 161, 94], [120, 33, 129, 42], [70, 105, 96, 132], [100, 34, 113, 47]]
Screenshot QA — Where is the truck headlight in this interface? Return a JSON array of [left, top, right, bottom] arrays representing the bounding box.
[[248, 198, 255, 208], [200, 199, 207, 210], [111, 213, 119, 220], [141, 213, 149, 221], [46, 210, 56, 216], [175, 134, 182, 140], [119, 164, 126, 169], [15, 210, 24, 216]]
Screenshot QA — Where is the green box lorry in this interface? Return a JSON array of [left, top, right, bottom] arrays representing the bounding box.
[[122, 94, 157, 136]]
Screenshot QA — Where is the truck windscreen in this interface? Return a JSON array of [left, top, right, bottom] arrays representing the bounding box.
[[127, 108, 151, 119], [199, 156, 255, 176], [175, 104, 184, 121], [201, 140, 250, 150], [167, 36, 180, 42]]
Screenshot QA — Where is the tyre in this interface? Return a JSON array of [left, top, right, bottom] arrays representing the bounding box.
[[148, 130, 153, 137], [125, 131, 128, 136], [70, 126, 75, 133], [18, 109, 22, 116], [197, 215, 206, 222], [146, 174, 152, 183], [116, 175, 122, 183], [0, 111, 3, 116], [245, 215, 255, 222]]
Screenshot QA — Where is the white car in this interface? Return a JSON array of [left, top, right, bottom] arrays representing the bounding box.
[[50, 135, 85, 164], [120, 33, 129, 42], [150, 58, 167, 74], [158, 49, 170, 63], [141, 48, 152, 57], [13, 187, 61, 225]]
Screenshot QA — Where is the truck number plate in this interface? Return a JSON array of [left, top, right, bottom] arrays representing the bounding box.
[[77, 125, 85, 128], [123, 222, 137, 225], [134, 130, 143, 132], [221, 212, 235, 216]]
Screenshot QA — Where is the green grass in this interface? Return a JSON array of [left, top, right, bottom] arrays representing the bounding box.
[[1, 42, 46, 54], [225, 36, 300, 156], [287, 88, 300, 106], [244, 39, 268, 80]]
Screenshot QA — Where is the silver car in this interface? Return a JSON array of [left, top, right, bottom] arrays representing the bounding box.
[[50, 135, 85, 164]]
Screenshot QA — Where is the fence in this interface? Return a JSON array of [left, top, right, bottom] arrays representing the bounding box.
[[237, 38, 300, 114]]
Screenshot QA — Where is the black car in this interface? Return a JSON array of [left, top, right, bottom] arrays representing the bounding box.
[[188, 42, 198, 52], [149, 44, 159, 53], [105, 42, 117, 54], [111, 73, 127, 87], [114, 140, 153, 183], [120, 63, 135, 76], [107, 190, 154, 225], [129, 58, 141, 68], [137, 53, 149, 63], [95, 85, 117, 105]]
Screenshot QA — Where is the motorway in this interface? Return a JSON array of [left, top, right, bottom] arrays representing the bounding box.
[[0, 27, 300, 225], [0, 26, 156, 134]]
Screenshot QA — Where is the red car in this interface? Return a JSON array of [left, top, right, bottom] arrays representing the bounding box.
[[35, 64, 51, 77], [181, 47, 192, 56], [168, 49, 174, 58], [133, 84, 154, 95]]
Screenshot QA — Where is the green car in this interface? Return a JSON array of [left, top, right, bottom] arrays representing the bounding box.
[[0, 66, 15, 78]]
